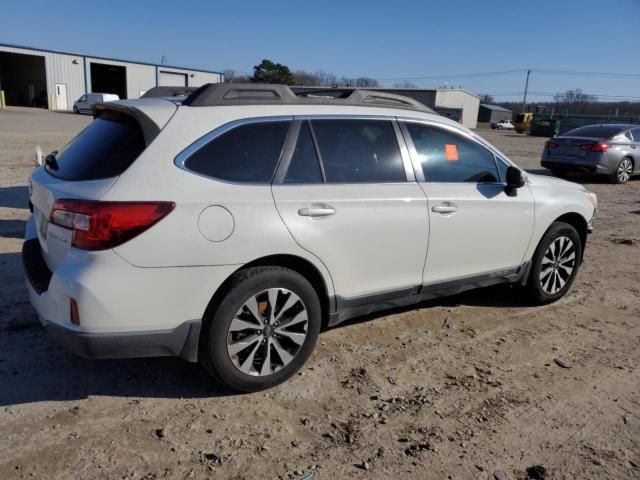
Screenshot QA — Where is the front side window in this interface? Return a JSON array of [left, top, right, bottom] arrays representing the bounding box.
[[185, 121, 290, 183], [311, 119, 405, 183], [405, 123, 499, 183]]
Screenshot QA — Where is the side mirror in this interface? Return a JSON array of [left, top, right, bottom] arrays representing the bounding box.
[[506, 166, 526, 189]]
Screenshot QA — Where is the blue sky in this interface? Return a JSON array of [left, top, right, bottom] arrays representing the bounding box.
[[2, 0, 639, 101]]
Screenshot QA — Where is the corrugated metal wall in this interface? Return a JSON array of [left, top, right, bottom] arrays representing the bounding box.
[[436, 89, 480, 129], [156, 66, 221, 87], [85, 57, 155, 99], [0, 45, 85, 110], [1, 44, 223, 110]]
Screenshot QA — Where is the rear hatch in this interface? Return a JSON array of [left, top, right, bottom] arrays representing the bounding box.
[[29, 100, 176, 272]]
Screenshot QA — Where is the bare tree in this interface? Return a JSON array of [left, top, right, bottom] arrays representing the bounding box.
[[353, 77, 380, 88], [393, 80, 418, 89], [553, 89, 597, 104], [223, 70, 251, 83], [479, 94, 495, 103]]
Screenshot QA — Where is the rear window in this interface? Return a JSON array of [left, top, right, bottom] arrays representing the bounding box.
[[564, 125, 625, 139], [47, 110, 145, 181]]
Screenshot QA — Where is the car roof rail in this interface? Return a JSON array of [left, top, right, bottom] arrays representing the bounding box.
[[182, 83, 435, 113], [142, 86, 200, 98]]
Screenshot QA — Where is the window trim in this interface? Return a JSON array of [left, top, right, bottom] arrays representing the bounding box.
[[273, 120, 327, 184], [174, 116, 294, 185], [273, 115, 415, 185], [398, 118, 511, 185]]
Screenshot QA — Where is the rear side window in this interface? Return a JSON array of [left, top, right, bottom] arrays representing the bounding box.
[[406, 123, 499, 183], [564, 125, 624, 138], [185, 121, 290, 183], [630, 128, 640, 142], [48, 110, 145, 181], [311, 120, 405, 183]]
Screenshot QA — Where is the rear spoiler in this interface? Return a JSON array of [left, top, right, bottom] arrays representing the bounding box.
[[92, 99, 178, 144]]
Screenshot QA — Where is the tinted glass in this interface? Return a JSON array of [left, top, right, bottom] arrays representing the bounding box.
[[630, 128, 640, 142], [311, 120, 405, 183], [185, 121, 290, 183], [564, 125, 625, 138], [284, 122, 323, 184], [47, 110, 145, 181], [406, 123, 499, 183]]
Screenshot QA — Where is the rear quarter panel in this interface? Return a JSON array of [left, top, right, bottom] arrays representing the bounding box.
[[105, 106, 336, 296]]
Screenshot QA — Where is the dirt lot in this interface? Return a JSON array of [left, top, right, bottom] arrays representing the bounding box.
[[0, 108, 638, 480]]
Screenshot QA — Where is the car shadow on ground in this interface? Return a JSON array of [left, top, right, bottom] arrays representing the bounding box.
[[0, 185, 29, 210], [330, 284, 533, 331], [0, 247, 236, 406], [0, 219, 26, 239], [0, 282, 530, 407], [0, 326, 236, 406]]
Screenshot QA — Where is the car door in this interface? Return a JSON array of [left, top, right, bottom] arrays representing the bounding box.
[[400, 120, 534, 286], [272, 118, 429, 304]]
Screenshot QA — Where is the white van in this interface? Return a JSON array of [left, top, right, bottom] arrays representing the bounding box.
[[73, 93, 119, 114]]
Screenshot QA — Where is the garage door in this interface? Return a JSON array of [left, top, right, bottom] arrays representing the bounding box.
[[159, 71, 187, 87]]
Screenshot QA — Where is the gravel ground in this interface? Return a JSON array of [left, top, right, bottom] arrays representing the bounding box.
[[0, 108, 638, 480]]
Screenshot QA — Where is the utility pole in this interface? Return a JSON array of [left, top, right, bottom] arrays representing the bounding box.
[[521, 69, 531, 113]]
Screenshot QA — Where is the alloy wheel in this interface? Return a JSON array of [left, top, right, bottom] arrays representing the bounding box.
[[540, 236, 576, 295], [617, 158, 633, 183], [226, 288, 308, 376]]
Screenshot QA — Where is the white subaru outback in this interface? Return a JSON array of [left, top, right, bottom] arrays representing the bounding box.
[[23, 84, 597, 391]]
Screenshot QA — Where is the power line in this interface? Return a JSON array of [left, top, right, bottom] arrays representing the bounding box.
[[532, 69, 640, 79], [376, 69, 527, 82], [374, 68, 640, 83], [485, 91, 640, 100]]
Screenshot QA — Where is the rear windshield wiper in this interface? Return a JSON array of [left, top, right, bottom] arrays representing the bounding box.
[[45, 151, 59, 171]]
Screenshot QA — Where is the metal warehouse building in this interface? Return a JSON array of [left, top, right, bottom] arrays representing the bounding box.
[[478, 103, 513, 124], [0, 43, 223, 111]]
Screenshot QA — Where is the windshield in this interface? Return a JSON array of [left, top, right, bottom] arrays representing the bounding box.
[[46, 110, 145, 181]]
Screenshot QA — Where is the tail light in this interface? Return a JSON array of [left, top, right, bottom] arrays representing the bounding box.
[[545, 141, 556, 150], [582, 143, 610, 152], [49, 200, 175, 250]]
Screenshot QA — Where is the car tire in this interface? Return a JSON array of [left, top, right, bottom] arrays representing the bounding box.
[[497, 125, 503, 130], [73, 106, 79, 114], [611, 157, 633, 184], [527, 222, 582, 305], [199, 266, 321, 392]]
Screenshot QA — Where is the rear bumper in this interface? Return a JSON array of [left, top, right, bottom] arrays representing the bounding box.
[[22, 237, 202, 361], [541, 154, 613, 175], [22, 216, 238, 363], [44, 319, 201, 361]]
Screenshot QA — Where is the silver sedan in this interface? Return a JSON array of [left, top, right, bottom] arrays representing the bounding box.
[[541, 124, 640, 184]]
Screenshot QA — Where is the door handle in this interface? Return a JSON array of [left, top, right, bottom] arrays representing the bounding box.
[[431, 203, 458, 214], [298, 205, 336, 217]]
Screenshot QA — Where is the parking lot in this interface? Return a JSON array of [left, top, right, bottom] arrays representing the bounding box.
[[0, 108, 638, 479]]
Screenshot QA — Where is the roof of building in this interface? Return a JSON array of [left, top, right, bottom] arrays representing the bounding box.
[[480, 103, 512, 112], [0, 42, 223, 75]]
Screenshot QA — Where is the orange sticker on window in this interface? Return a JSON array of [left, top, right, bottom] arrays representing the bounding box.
[[445, 144, 458, 161]]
